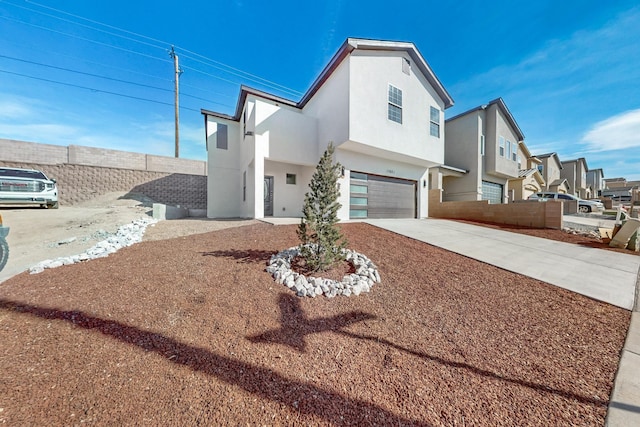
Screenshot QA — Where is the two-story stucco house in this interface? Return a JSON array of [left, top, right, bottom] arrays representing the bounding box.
[[201, 38, 455, 220], [560, 157, 589, 199], [507, 141, 545, 200], [535, 153, 569, 194], [586, 168, 605, 198], [442, 98, 523, 204]]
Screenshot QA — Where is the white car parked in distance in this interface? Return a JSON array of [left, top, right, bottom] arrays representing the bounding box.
[[527, 192, 604, 213], [0, 167, 59, 209]]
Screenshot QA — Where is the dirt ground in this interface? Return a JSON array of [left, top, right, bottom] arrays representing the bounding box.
[[0, 194, 632, 425], [0, 192, 256, 283], [0, 220, 629, 426]]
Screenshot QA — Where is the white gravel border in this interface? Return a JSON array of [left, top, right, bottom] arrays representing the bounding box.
[[29, 218, 157, 274], [266, 244, 381, 298]]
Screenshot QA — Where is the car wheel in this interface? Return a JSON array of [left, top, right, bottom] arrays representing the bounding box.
[[47, 202, 59, 209], [0, 238, 8, 272], [578, 205, 591, 213]]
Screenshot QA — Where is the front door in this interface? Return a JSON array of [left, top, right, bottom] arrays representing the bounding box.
[[264, 176, 274, 216]]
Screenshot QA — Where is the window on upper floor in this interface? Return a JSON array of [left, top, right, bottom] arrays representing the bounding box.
[[388, 85, 402, 124], [499, 136, 505, 157], [480, 135, 485, 156], [429, 106, 440, 137], [537, 164, 544, 174], [517, 156, 522, 169], [217, 123, 228, 150], [506, 140, 511, 159]]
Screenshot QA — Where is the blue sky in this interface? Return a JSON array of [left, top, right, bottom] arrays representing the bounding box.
[[1, 0, 639, 180]]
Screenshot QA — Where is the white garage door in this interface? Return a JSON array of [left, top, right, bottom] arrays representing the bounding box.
[[482, 180, 503, 204], [349, 172, 416, 219]]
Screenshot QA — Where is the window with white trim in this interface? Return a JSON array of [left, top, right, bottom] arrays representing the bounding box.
[[429, 106, 440, 137], [499, 136, 505, 157], [506, 140, 512, 160], [388, 85, 402, 124], [480, 135, 485, 156]]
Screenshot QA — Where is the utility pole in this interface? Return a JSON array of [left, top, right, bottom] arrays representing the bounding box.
[[169, 46, 182, 158]]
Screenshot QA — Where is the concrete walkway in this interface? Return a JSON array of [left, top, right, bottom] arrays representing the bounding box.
[[365, 218, 640, 426]]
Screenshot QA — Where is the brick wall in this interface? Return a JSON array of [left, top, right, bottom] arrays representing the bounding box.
[[0, 139, 207, 209], [429, 189, 563, 229]]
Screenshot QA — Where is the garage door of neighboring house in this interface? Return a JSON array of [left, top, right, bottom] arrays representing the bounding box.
[[349, 172, 416, 219], [482, 180, 503, 204]]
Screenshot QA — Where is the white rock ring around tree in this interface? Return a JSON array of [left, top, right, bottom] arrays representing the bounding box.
[[266, 244, 381, 298]]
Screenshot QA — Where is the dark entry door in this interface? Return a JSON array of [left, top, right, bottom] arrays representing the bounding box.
[[264, 176, 274, 216]]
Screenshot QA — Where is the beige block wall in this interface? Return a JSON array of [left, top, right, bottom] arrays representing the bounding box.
[[0, 139, 68, 164], [146, 155, 207, 175], [0, 139, 207, 209], [429, 189, 563, 229], [69, 145, 147, 170]]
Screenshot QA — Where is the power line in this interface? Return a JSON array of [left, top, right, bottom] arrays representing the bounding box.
[[179, 52, 303, 97], [0, 15, 172, 64], [0, 54, 173, 92], [5, 38, 236, 99], [3, 0, 305, 97], [4, 0, 167, 52], [0, 68, 202, 112], [24, 0, 170, 50], [0, 54, 234, 107]]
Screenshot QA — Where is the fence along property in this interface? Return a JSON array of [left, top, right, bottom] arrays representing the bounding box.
[[0, 138, 207, 210]]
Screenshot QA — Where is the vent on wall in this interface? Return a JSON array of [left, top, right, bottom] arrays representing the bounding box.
[[402, 58, 411, 75]]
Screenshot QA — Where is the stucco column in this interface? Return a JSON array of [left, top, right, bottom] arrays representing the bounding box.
[[429, 168, 443, 190], [253, 134, 268, 218], [337, 169, 350, 221]]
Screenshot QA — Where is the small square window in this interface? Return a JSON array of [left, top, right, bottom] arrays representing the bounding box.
[[286, 173, 296, 185]]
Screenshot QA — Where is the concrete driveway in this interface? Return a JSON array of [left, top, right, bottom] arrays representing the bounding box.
[[366, 218, 639, 310]]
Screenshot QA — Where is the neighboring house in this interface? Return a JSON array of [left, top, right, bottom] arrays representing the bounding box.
[[201, 38, 455, 220], [587, 168, 605, 197], [507, 141, 545, 200], [605, 177, 628, 189], [603, 177, 639, 199], [442, 98, 523, 204], [560, 158, 589, 199], [535, 153, 569, 194]]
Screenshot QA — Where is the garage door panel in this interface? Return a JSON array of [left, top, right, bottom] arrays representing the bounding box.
[[350, 172, 416, 219]]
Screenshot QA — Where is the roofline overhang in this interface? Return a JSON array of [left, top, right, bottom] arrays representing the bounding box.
[[446, 97, 525, 141], [201, 37, 455, 121], [436, 164, 468, 177]]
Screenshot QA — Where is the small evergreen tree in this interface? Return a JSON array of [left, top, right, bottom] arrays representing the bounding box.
[[297, 142, 347, 272]]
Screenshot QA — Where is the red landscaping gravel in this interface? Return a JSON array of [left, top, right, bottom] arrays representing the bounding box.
[[0, 222, 630, 426]]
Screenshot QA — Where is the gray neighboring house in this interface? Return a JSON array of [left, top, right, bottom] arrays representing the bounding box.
[[535, 152, 569, 194], [443, 98, 523, 204], [561, 157, 589, 199], [586, 168, 605, 198]]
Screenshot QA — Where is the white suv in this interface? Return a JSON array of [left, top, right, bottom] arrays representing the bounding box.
[[0, 167, 59, 209], [528, 192, 604, 213]]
